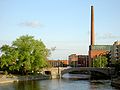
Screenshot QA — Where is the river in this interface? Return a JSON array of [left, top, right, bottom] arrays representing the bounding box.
[[0, 74, 119, 90]]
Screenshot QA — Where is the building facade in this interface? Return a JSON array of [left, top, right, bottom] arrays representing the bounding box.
[[68, 54, 78, 66], [78, 55, 89, 67], [48, 60, 68, 67], [110, 41, 120, 64], [68, 54, 89, 67], [89, 45, 112, 66]]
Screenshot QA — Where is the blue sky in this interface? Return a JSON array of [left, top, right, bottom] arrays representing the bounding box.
[[0, 0, 120, 60]]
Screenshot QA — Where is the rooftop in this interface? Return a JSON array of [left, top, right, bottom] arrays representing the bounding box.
[[90, 45, 112, 51]]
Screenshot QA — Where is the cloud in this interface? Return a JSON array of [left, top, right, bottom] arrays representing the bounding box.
[[97, 32, 120, 39], [20, 21, 43, 28]]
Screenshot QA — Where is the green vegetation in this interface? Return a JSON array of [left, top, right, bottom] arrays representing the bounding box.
[[0, 35, 50, 75], [93, 56, 108, 68]]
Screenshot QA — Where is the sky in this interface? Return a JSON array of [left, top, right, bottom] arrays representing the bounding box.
[[0, 0, 120, 60]]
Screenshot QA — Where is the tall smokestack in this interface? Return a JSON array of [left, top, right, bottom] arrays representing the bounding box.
[[91, 6, 95, 45]]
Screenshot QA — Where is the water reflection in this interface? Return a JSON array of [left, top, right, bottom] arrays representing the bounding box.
[[62, 73, 90, 79], [0, 74, 119, 90], [90, 80, 118, 90], [14, 81, 40, 90]]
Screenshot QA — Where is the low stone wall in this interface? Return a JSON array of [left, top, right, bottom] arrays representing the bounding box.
[[0, 74, 50, 84]]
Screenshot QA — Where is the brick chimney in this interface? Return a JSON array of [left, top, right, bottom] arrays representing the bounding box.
[[91, 6, 95, 45]]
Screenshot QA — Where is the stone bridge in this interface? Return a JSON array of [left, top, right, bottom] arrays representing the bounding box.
[[61, 67, 115, 76], [41, 67, 115, 79]]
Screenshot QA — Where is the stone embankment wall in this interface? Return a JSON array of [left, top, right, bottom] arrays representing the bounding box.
[[0, 74, 50, 84]]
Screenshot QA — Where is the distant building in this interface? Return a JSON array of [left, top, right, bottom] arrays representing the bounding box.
[[61, 60, 68, 66], [68, 54, 88, 67], [78, 55, 89, 67], [48, 60, 68, 67], [110, 41, 120, 64], [89, 45, 112, 66], [68, 54, 78, 65], [89, 41, 120, 67]]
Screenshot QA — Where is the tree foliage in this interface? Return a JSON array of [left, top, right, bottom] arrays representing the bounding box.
[[0, 35, 50, 74], [93, 56, 108, 68]]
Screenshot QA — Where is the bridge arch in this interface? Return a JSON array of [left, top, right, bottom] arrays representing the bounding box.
[[61, 67, 111, 77]]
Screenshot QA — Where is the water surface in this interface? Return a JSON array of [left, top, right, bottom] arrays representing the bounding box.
[[0, 79, 118, 90]]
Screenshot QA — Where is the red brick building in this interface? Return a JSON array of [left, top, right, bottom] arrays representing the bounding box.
[[68, 54, 78, 65], [89, 45, 112, 66], [68, 54, 89, 67], [78, 55, 89, 67]]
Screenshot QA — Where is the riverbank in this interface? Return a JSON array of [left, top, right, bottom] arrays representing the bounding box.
[[0, 74, 51, 84], [111, 77, 120, 88]]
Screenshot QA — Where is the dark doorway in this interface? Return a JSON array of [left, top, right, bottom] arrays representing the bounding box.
[[45, 71, 51, 75]]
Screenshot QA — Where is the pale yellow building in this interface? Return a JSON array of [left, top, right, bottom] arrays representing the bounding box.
[[111, 41, 120, 64]]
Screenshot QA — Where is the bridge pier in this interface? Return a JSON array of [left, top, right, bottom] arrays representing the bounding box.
[[41, 67, 65, 79]]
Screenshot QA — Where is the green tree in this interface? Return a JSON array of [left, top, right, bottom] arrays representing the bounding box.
[[93, 56, 108, 68], [0, 45, 19, 71], [0, 35, 50, 74]]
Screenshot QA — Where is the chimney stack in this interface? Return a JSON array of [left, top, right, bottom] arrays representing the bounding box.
[[91, 6, 95, 45]]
